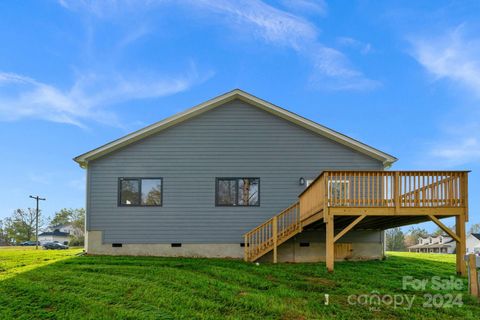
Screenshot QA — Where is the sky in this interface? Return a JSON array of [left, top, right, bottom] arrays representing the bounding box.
[[0, 0, 479, 232]]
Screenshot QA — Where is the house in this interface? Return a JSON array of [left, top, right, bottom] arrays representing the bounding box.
[[46, 223, 82, 237], [467, 233, 480, 254], [407, 235, 456, 254], [38, 229, 70, 245], [39, 223, 81, 245], [74, 89, 470, 274]]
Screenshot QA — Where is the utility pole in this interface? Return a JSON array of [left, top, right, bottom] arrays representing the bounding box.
[[29, 195, 46, 250]]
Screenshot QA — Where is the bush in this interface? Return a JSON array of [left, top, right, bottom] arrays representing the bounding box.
[[69, 235, 84, 247]]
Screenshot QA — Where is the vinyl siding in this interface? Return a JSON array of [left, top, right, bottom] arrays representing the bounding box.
[[87, 99, 384, 243]]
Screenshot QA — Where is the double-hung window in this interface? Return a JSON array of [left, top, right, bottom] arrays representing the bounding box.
[[119, 178, 163, 206], [216, 178, 259, 206]]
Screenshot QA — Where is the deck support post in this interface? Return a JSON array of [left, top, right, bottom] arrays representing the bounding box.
[[325, 210, 334, 273], [244, 235, 248, 262], [455, 213, 466, 276], [468, 254, 479, 296], [272, 216, 278, 264]]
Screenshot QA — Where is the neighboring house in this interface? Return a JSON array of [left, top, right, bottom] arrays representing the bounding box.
[[38, 229, 70, 245], [46, 224, 82, 237], [73, 89, 469, 271], [407, 235, 456, 254], [467, 233, 480, 254]]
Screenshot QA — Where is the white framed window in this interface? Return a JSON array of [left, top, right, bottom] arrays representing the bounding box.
[[328, 180, 350, 200]]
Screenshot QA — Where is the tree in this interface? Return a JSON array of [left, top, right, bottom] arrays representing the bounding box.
[[386, 227, 406, 251], [404, 227, 429, 247], [3, 208, 44, 244], [469, 223, 480, 235], [0, 219, 9, 245], [50, 208, 85, 245], [50, 208, 72, 226], [69, 208, 85, 237], [432, 227, 444, 237]]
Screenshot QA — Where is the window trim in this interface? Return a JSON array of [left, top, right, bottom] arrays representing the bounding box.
[[215, 177, 260, 207], [118, 177, 163, 207]]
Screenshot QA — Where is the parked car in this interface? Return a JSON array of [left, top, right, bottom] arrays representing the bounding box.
[[42, 242, 69, 250], [19, 241, 40, 246]]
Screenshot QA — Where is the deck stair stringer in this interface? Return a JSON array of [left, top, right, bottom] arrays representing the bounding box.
[[244, 202, 324, 262]]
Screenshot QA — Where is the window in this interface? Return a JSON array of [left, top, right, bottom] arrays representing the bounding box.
[[216, 178, 259, 206], [119, 178, 162, 206]]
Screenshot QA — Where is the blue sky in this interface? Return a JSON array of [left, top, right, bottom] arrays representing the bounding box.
[[0, 0, 478, 232]]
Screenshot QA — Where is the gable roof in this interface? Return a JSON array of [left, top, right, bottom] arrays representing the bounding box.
[[74, 89, 397, 168], [39, 229, 70, 237], [471, 233, 480, 241]]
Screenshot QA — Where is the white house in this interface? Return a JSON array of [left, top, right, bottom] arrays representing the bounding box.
[[466, 234, 480, 254], [407, 235, 456, 254], [38, 229, 70, 245], [46, 223, 82, 237]]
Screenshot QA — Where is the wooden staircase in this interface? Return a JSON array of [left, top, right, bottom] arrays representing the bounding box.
[[244, 170, 469, 267], [243, 202, 319, 262]]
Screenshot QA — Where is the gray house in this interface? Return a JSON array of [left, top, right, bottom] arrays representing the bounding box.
[[74, 89, 408, 262]]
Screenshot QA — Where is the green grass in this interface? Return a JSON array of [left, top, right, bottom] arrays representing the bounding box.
[[0, 248, 478, 319]]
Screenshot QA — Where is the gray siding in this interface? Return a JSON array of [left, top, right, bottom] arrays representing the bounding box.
[[87, 99, 383, 244]]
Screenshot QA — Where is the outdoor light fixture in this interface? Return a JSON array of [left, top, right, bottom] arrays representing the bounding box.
[[299, 177, 305, 186]]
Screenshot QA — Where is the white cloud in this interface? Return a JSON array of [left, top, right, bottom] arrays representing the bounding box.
[[117, 24, 151, 48], [409, 25, 480, 166], [280, 0, 327, 17], [185, 0, 318, 50], [0, 66, 210, 127], [431, 137, 480, 166], [58, 0, 377, 91], [428, 121, 480, 167], [337, 37, 373, 55], [409, 25, 480, 97], [191, 0, 376, 90]]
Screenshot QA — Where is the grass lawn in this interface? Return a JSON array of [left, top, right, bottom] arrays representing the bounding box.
[[0, 248, 479, 319]]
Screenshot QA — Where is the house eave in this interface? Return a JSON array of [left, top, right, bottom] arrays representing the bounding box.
[[74, 89, 397, 168]]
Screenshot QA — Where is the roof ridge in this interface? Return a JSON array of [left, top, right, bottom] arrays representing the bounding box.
[[74, 89, 397, 167]]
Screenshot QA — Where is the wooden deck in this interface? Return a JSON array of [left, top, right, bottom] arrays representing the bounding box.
[[244, 170, 469, 275]]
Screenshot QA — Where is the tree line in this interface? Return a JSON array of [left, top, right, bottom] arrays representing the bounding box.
[[386, 223, 480, 251], [0, 208, 85, 246]]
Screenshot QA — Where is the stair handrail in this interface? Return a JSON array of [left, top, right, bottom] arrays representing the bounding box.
[[244, 201, 300, 261]]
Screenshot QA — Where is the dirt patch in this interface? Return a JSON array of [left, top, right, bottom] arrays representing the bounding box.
[[266, 275, 277, 282], [304, 277, 336, 287]]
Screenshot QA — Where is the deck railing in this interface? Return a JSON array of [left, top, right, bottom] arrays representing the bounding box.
[[245, 170, 468, 262], [244, 202, 300, 262], [299, 171, 468, 217], [299, 174, 326, 221]]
